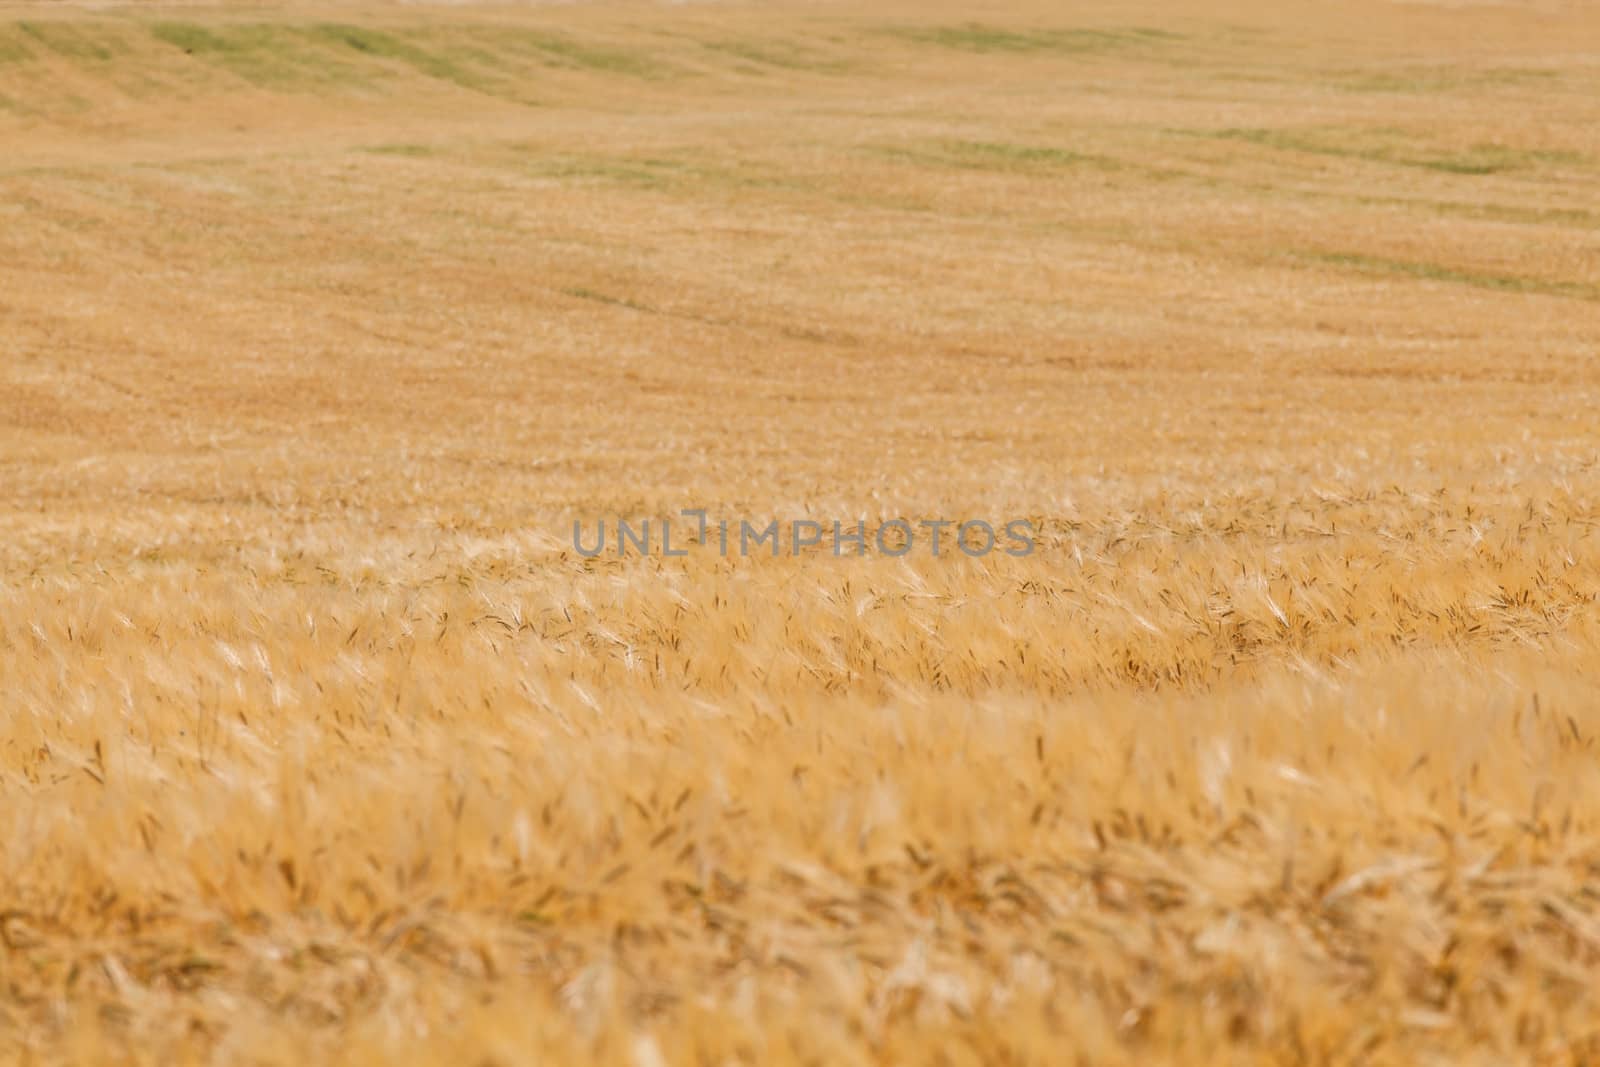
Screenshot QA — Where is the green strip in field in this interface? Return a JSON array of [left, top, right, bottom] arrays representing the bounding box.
[[692, 36, 854, 75], [869, 139, 1119, 175], [15, 20, 130, 61], [880, 23, 1182, 55], [0, 25, 35, 64], [495, 29, 669, 78], [362, 143, 442, 159], [1189, 126, 1583, 176], [133, 20, 670, 98], [148, 22, 372, 91], [303, 23, 502, 92], [1309, 252, 1600, 302], [1364, 195, 1600, 231], [1329, 65, 1562, 94], [560, 287, 655, 313]]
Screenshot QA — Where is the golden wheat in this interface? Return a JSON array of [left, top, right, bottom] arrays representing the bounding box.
[[2, 0, 1600, 1062]]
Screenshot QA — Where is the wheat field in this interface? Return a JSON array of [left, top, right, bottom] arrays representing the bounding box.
[[3, 0, 1600, 1062]]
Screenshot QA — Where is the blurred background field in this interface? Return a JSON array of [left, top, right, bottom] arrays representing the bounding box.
[[2, 1, 1600, 1063]]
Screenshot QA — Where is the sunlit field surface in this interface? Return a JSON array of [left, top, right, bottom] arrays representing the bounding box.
[[3, 0, 1600, 1062]]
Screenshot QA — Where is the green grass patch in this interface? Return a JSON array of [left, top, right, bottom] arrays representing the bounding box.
[[560, 287, 654, 313], [695, 37, 852, 75], [306, 23, 492, 91], [1308, 252, 1598, 302], [1192, 126, 1582, 176], [148, 22, 232, 54], [1332, 66, 1560, 94], [871, 139, 1114, 175], [146, 22, 559, 98], [495, 29, 667, 79], [1340, 191, 1600, 231], [362, 143, 442, 158], [149, 22, 357, 90], [0, 26, 36, 64], [882, 23, 1180, 55], [303, 23, 662, 93], [16, 21, 129, 61], [7, 18, 669, 103], [534, 155, 696, 190]]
